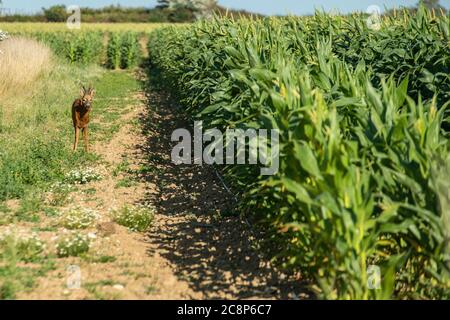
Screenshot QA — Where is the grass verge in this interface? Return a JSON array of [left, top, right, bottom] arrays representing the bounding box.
[[0, 47, 140, 298]]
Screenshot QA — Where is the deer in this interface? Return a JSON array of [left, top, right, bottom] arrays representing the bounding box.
[[72, 85, 95, 152]]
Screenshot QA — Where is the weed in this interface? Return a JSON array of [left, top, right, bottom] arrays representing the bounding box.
[[83, 255, 117, 264], [0, 228, 46, 263], [113, 158, 131, 177], [65, 167, 103, 185], [55, 232, 93, 258], [46, 182, 75, 206], [83, 188, 97, 195], [43, 207, 59, 218], [111, 205, 154, 232], [58, 207, 99, 230], [115, 177, 138, 189], [145, 285, 158, 295]]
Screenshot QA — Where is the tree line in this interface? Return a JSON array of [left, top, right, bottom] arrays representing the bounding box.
[[0, 0, 446, 23], [0, 1, 260, 23]]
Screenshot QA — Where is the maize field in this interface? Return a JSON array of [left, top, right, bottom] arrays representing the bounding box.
[[1, 26, 149, 68], [147, 7, 450, 299]]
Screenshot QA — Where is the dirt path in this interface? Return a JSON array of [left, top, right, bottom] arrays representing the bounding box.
[[13, 69, 309, 300]]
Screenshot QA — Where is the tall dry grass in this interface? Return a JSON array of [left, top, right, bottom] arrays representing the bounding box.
[[0, 37, 52, 99]]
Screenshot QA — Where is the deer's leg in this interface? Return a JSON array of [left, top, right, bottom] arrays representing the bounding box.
[[73, 127, 80, 151], [82, 127, 89, 152]]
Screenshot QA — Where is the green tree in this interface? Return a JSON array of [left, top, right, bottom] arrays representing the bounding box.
[[156, 0, 171, 9], [158, 0, 218, 19], [43, 5, 67, 22], [192, 0, 217, 19], [168, 6, 196, 22], [155, 0, 188, 9], [418, 0, 444, 10]]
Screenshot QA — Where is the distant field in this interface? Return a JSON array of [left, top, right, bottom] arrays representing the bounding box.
[[0, 22, 186, 66], [0, 22, 175, 33]]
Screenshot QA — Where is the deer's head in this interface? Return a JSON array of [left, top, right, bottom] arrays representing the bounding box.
[[80, 85, 96, 111]]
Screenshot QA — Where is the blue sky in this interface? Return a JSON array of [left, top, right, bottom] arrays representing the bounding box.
[[1, 0, 450, 15]]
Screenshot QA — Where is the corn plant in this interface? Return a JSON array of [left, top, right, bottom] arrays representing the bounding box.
[[65, 32, 103, 64], [148, 10, 450, 299], [106, 32, 142, 69], [9, 31, 104, 65], [120, 32, 141, 69], [107, 32, 122, 69], [6, 30, 145, 69]]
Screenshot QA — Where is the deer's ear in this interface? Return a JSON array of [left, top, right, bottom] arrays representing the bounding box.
[[80, 86, 86, 97], [90, 89, 96, 97]]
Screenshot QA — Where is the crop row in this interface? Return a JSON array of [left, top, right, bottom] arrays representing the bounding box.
[[147, 7, 450, 299], [9, 31, 145, 68]]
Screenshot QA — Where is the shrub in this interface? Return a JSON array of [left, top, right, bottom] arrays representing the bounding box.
[[55, 232, 93, 258], [111, 205, 154, 232], [43, 5, 67, 22], [65, 167, 103, 185], [58, 207, 99, 230], [169, 7, 196, 22], [46, 182, 75, 206]]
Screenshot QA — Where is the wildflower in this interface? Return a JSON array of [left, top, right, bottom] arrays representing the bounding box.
[[55, 232, 91, 258], [111, 204, 154, 232], [65, 167, 103, 185], [87, 232, 97, 240], [58, 207, 99, 230]]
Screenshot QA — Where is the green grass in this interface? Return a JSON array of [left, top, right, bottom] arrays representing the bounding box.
[[83, 188, 97, 195], [115, 177, 138, 189], [82, 255, 117, 264], [84, 280, 123, 300], [0, 63, 101, 202], [0, 58, 141, 299], [145, 285, 158, 295], [0, 63, 140, 203], [0, 242, 56, 300], [111, 205, 154, 232], [43, 207, 59, 218], [113, 158, 132, 177]]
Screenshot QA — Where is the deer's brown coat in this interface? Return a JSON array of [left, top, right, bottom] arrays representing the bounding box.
[[72, 86, 95, 152]]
